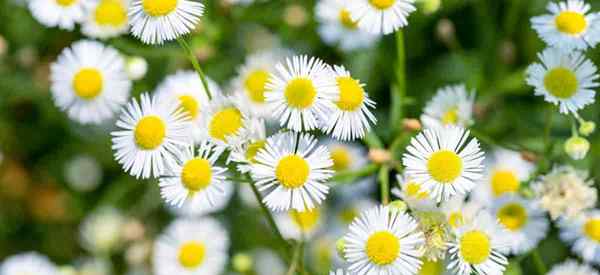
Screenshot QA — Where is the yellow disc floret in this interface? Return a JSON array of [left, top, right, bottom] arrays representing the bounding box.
[[245, 140, 266, 163], [427, 150, 463, 183], [284, 78, 317, 109], [289, 209, 320, 232], [73, 68, 103, 100], [544, 67, 578, 99], [555, 11, 587, 35], [94, 0, 127, 26], [459, 231, 491, 264], [244, 70, 270, 103], [336, 77, 364, 111], [209, 107, 243, 141], [584, 218, 600, 242], [134, 116, 166, 150], [142, 0, 178, 17], [178, 241, 206, 269], [490, 170, 520, 197], [181, 158, 212, 192], [441, 107, 459, 125], [330, 147, 352, 171], [448, 212, 464, 228], [497, 203, 528, 231], [178, 95, 199, 119], [339, 9, 358, 29], [276, 155, 310, 188], [365, 231, 400, 265], [405, 182, 429, 199], [56, 0, 76, 7], [369, 0, 395, 10]]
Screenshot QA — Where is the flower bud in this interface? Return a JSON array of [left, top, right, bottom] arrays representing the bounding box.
[[389, 200, 408, 213], [368, 149, 391, 164], [335, 238, 346, 260], [579, 121, 596, 136], [232, 253, 253, 273], [565, 136, 590, 160], [126, 56, 148, 81], [403, 118, 422, 132]]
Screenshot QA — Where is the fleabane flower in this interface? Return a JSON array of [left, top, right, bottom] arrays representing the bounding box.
[[274, 207, 324, 240], [166, 181, 233, 217], [323, 139, 368, 174], [447, 212, 509, 275], [531, 0, 600, 52], [421, 84, 475, 129], [402, 126, 485, 202], [50, 40, 131, 124], [128, 0, 204, 44], [391, 174, 435, 211], [315, 0, 380, 51], [526, 47, 598, 114], [111, 93, 192, 179], [343, 206, 424, 275], [79, 207, 126, 254], [251, 131, 334, 212], [322, 65, 376, 141], [559, 209, 600, 265], [0, 252, 58, 275], [548, 260, 600, 275], [202, 94, 253, 150], [348, 0, 416, 35], [229, 119, 267, 174], [440, 196, 482, 230], [29, 0, 88, 30], [265, 55, 338, 132], [82, 0, 130, 39]]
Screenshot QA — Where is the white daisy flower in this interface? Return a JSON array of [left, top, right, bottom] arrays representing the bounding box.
[[153, 217, 229, 275], [489, 195, 549, 255], [155, 70, 219, 143], [28, 0, 88, 30], [344, 206, 424, 275], [274, 207, 324, 240], [420, 84, 475, 129], [0, 252, 58, 275], [440, 196, 482, 230], [548, 260, 600, 275], [229, 119, 267, 174], [348, 0, 416, 35], [323, 138, 368, 173], [128, 0, 204, 44], [335, 198, 378, 227], [125, 56, 148, 81], [82, 0, 130, 39], [202, 94, 254, 150], [559, 209, 600, 265], [402, 126, 485, 202], [159, 142, 230, 211], [251, 131, 334, 212], [50, 40, 131, 124], [531, 0, 600, 52], [79, 207, 126, 254], [447, 211, 509, 275], [526, 47, 598, 114], [167, 180, 234, 217], [265, 55, 338, 132], [315, 0, 380, 51], [111, 93, 192, 179], [391, 173, 435, 211], [322, 65, 376, 141]]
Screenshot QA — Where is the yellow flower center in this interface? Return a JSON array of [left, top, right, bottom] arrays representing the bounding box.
[[336, 76, 364, 111], [497, 203, 528, 231], [544, 67, 578, 99], [209, 107, 243, 141], [459, 231, 491, 264], [244, 69, 269, 103], [490, 170, 520, 197], [441, 107, 459, 125], [245, 140, 266, 163], [365, 231, 400, 266], [448, 212, 464, 228], [427, 150, 463, 183], [584, 218, 600, 242], [330, 147, 352, 171], [178, 95, 199, 119], [134, 116, 166, 150], [555, 11, 587, 35], [405, 182, 429, 199], [56, 0, 76, 7], [178, 241, 206, 269], [339, 207, 358, 225], [339, 9, 358, 29], [289, 209, 320, 232], [142, 0, 178, 17], [418, 259, 443, 275], [276, 155, 310, 189], [94, 0, 127, 26], [181, 158, 212, 192], [284, 78, 317, 109], [72, 68, 103, 100], [369, 0, 395, 10]]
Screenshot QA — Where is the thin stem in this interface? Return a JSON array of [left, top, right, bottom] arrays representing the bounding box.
[[390, 30, 406, 135], [331, 164, 379, 184], [176, 37, 213, 100], [378, 165, 390, 205], [248, 181, 290, 256], [286, 242, 301, 275], [543, 105, 554, 151], [531, 249, 547, 275]]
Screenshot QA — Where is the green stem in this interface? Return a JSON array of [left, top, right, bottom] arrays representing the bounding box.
[[176, 37, 213, 100], [286, 242, 301, 275], [248, 182, 290, 256], [531, 249, 547, 275], [391, 30, 406, 135], [331, 164, 379, 184], [378, 165, 390, 205], [543, 106, 554, 150]]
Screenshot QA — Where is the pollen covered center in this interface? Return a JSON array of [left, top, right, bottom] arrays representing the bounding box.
[[369, 0, 396, 10], [555, 11, 587, 35], [459, 230, 491, 264], [365, 231, 400, 265], [497, 203, 528, 231], [94, 0, 127, 26], [178, 241, 206, 269], [441, 107, 459, 125], [276, 154, 310, 189], [56, 0, 76, 7], [209, 107, 243, 141], [73, 68, 103, 99], [289, 209, 320, 231], [544, 67, 578, 99], [491, 170, 520, 196], [142, 0, 178, 17], [181, 158, 212, 192], [330, 147, 352, 171], [584, 218, 600, 242], [245, 140, 266, 163], [244, 69, 269, 103], [427, 150, 463, 183], [339, 9, 358, 29], [406, 182, 429, 199], [284, 78, 317, 109], [134, 116, 166, 150], [178, 95, 199, 119], [336, 76, 364, 111]]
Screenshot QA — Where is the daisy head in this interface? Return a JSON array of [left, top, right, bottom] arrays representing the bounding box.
[[391, 173, 435, 211], [202, 95, 253, 149], [50, 40, 131, 124], [323, 138, 368, 173], [79, 207, 126, 254], [526, 47, 598, 115], [439, 195, 482, 230], [82, 0, 130, 39], [321, 65, 376, 141], [489, 195, 549, 255], [250, 131, 334, 212], [343, 206, 424, 275], [531, 0, 600, 52], [265, 55, 338, 132], [111, 93, 192, 179], [421, 84, 475, 129], [128, 0, 204, 44], [347, 0, 416, 35], [447, 211, 509, 275], [28, 0, 88, 30], [402, 126, 485, 202], [0, 252, 58, 275], [274, 207, 324, 240], [229, 119, 267, 174], [315, 0, 380, 51], [153, 217, 229, 275], [548, 260, 600, 275], [559, 209, 600, 265]]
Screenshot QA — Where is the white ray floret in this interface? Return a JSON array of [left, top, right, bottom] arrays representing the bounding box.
[[0, 252, 59, 275], [315, 0, 380, 51], [421, 84, 475, 129], [29, 0, 89, 30], [559, 209, 600, 265], [82, 0, 130, 39], [347, 0, 416, 35]]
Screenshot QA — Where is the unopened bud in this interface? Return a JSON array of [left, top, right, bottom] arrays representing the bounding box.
[[126, 56, 147, 81], [419, 0, 441, 14], [389, 200, 408, 213], [436, 19, 455, 46], [403, 118, 422, 132], [336, 238, 346, 260], [579, 121, 596, 136], [284, 4, 308, 27], [520, 151, 538, 163], [565, 136, 590, 160], [232, 253, 253, 273], [368, 149, 392, 164]]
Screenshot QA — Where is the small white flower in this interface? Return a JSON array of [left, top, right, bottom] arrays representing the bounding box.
[[315, 0, 380, 51], [79, 207, 126, 254], [564, 135, 590, 160], [229, 119, 267, 174], [348, 0, 416, 35], [559, 209, 600, 265], [201, 94, 254, 150], [274, 207, 324, 240], [323, 138, 368, 173], [167, 180, 234, 217], [440, 195, 482, 230], [125, 56, 148, 80], [548, 260, 600, 275], [0, 252, 58, 275], [391, 173, 435, 211], [29, 0, 89, 30], [421, 84, 475, 129], [82, 0, 130, 39], [64, 155, 103, 192]]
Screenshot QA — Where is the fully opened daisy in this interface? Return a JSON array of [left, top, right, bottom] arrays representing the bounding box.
[[0, 252, 58, 275], [322, 65, 376, 141], [391, 173, 434, 211], [154, 218, 229, 275], [265, 55, 338, 132], [128, 0, 204, 44], [315, 0, 380, 51], [402, 126, 485, 202], [559, 209, 600, 265], [531, 0, 600, 52], [526, 47, 598, 115], [421, 84, 475, 129], [251, 131, 334, 212], [323, 139, 368, 174], [159, 142, 229, 210], [111, 93, 191, 179], [344, 206, 424, 275], [274, 208, 323, 240], [50, 40, 131, 124], [447, 212, 509, 275], [347, 0, 416, 35], [548, 260, 600, 275], [202, 95, 253, 149], [28, 0, 88, 30], [82, 0, 129, 39], [440, 196, 482, 230]]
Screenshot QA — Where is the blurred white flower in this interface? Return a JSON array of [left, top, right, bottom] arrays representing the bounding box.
[[79, 207, 126, 254], [64, 155, 102, 192]]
